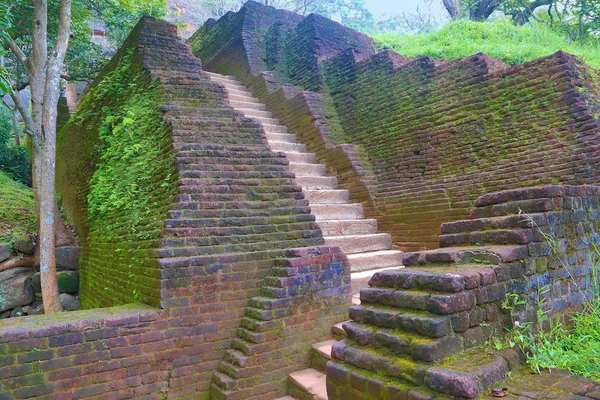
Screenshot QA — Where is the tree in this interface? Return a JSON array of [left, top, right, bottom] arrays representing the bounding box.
[[1, 0, 73, 313], [442, 0, 503, 21], [0, 0, 166, 314]]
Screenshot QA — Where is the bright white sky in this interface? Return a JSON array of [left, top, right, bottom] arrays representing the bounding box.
[[363, 0, 446, 17]]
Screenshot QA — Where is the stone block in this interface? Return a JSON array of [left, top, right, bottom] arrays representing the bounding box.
[[0, 244, 11, 263], [13, 236, 35, 255], [425, 367, 481, 399], [0, 267, 35, 312], [55, 246, 80, 270]]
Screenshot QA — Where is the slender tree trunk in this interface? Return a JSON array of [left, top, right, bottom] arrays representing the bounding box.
[[11, 104, 20, 146]]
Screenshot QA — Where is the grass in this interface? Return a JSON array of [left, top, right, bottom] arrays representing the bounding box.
[[502, 241, 600, 381], [0, 170, 36, 244], [373, 19, 600, 69]]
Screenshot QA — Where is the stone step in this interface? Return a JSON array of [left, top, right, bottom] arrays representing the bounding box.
[[236, 108, 273, 119], [288, 162, 327, 177], [310, 203, 363, 220], [312, 339, 336, 360], [439, 228, 536, 248], [262, 123, 288, 133], [227, 94, 260, 103], [336, 343, 427, 386], [366, 264, 496, 293], [332, 322, 348, 337], [204, 71, 235, 80], [274, 397, 297, 400], [212, 371, 237, 391], [253, 116, 281, 125], [304, 189, 350, 204], [403, 245, 528, 267], [310, 339, 336, 373], [269, 140, 306, 153], [229, 100, 266, 110], [346, 250, 404, 273], [220, 82, 248, 92], [440, 213, 544, 235], [350, 266, 403, 295], [223, 87, 253, 97], [266, 132, 297, 143], [223, 349, 249, 368], [288, 368, 327, 400], [295, 176, 338, 190], [316, 219, 378, 236], [341, 321, 463, 363], [283, 152, 316, 164], [350, 304, 452, 338], [324, 233, 392, 254]]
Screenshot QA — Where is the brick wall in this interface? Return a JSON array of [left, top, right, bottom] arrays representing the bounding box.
[[1, 15, 352, 399], [324, 50, 600, 251]]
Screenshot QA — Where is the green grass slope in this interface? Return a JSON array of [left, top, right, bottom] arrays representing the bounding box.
[[0, 171, 36, 243], [373, 19, 600, 68]]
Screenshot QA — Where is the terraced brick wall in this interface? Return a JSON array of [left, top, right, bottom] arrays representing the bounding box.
[[324, 50, 600, 251], [327, 185, 600, 399], [0, 16, 350, 399]]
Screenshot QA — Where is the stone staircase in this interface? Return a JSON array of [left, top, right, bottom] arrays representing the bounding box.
[[206, 71, 405, 399], [206, 71, 405, 299]]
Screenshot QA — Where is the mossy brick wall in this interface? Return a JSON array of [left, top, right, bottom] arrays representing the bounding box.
[[324, 50, 600, 251], [326, 185, 600, 399], [4, 15, 351, 399]]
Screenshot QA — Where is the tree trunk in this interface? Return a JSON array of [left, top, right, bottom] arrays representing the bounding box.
[[39, 128, 62, 313], [443, 0, 461, 19]]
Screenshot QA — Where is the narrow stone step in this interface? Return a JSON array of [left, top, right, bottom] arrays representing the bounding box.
[[227, 94, 261, 103], [440, 213, 544, 235], [269, 141, 306, 153], [304, 189, 350, 204], [228, 100, 266, 110], [295, 176, 338, 190], [316, 219, 378, 236], [236, 108, 273, 118], [212, 371, 237, 391], [346, 250, 404, 273], [403, 245, 528, 266], [253, 116, 280, 125], [324, 233, 392, 254], [350, 266, 403, 295], [310, 203, 363, 220], [288, 162, 327, 177], [223, 87, 253, 97], [312, 339, 336, 359], [204, 71, 235, 80], [266, 132, 297, 143], [439, 228, 535, 248], [262, 123, 288, 133], [274, 396, 297, 400], [332, 322, 348, 337], [288, 368, 327, 400], [283, 152, 316, 163]]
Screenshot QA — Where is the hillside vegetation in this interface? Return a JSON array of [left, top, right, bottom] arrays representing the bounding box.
[[0, 171, 36, 243], [373, 19, 600, 69]]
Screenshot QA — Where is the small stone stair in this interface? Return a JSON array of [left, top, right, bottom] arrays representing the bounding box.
[[206, 71, 404, 294]]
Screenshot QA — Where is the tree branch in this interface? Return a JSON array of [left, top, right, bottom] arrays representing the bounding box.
[[1, 34, 31, 74], [10, 91, 40, 150]]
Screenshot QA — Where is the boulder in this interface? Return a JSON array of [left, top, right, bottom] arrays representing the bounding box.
[[0, 267, 35, 312], [0, 243, 11, 263], [13, 236, 35, 255], [28, 303, 44, 315], [59, 293, 81, 311], [57, 270, 79, 293], [31, 270, 79, 295], [55, 246, 80, 270]]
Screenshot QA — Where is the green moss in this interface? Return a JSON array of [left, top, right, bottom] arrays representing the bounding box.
[[0, 171, 36, 244]]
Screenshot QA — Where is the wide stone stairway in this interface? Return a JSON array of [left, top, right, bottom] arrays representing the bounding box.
[[206, 72, 404, 295], [206, 71, 405, 399]]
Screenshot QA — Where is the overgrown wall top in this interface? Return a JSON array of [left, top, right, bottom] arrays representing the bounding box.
[[324, 50, 600, 250]]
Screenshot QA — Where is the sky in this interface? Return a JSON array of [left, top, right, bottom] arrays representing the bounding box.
[[363, 0, 446, 17]]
